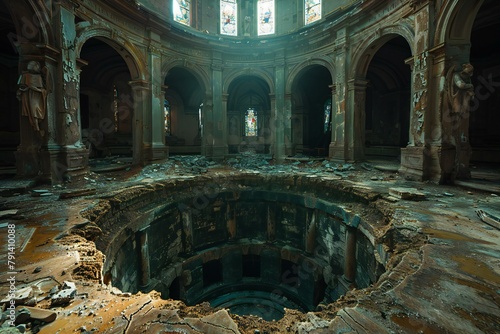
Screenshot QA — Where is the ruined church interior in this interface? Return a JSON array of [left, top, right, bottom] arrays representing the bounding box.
[[0, 0, 499, 333]]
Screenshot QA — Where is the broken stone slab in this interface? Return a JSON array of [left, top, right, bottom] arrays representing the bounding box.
[[50, 281, 77, 306], [476, 209, 500, 230], [16, 306, 57, 323], [389, 187, 426, 201], [59, 188, 97, 199], [110, 287, 132, 298], [185, 309, 241, 334], [0, 287, 33, 305], [14, 307, 31, 325], [30, 190, 52, 197], [0, 210, 18, 218]]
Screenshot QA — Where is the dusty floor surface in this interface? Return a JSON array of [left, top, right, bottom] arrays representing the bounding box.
[[0, 155, 499, 334]]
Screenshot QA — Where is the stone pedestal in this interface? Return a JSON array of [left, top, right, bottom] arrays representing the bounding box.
[[38, 145, 88, 184], [143, 143, 169, 163], [399, 146, 426, 181], [329, 143, 346, 161]]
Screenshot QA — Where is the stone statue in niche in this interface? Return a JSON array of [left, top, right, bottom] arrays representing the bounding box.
[[17, 61, 52, 135], [244, 16, 251, 36], [446, 63, 474, 117], [441, 62, 474, 182]]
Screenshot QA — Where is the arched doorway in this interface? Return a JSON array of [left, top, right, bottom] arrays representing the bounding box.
[[164, 67, 204, 155], [79, 38, 134, 165], [227, 75, 271, 154], [364, 36, 412, 159], [469, 0, 500, 168], [0, 1, 19, 177], [291, 65, 332, 157]]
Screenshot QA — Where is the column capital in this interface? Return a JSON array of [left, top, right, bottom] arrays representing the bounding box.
[[129, 80, 150, 90], [347, 78, 369, 90]]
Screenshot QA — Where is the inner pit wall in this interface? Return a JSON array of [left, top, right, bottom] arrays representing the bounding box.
[[92, 174, 389, 313]]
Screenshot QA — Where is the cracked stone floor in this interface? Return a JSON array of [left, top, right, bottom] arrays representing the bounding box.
[[0, 156, 499, 334]]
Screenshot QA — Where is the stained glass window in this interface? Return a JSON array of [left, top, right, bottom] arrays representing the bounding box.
[[324, 99, 332, 133], [305, 0, 321, 25], [257, 0, 274, 36], [173, 0, 190, 26], [221, 0, 237, 36], [113, 85, 119, 132], [245, 108, 258, 136], [164, 99, 171, 136]]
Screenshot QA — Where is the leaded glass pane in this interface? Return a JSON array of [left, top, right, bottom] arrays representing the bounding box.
[[245, 108, 258, 136], [164, 99, 171, 136], [305, 0, 321, 25], [324, 99, 332, 133], [221, 0, 238, 36], [258, 0, 275, 36], [173, 0, 190, 26]]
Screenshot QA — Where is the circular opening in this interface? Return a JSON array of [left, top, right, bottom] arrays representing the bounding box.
[[97, 176, 387, 320]]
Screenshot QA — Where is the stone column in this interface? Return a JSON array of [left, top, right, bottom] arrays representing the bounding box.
[[343, 226, 357, 284], [182, 210, 194, 255], [267, 203, 276, 243], [328, 83, 344, 160], [284, 93, 293, 156], [330, 29, 348, 161], [305, 210, 317, 255], [226, 202, 237, 242], [346, 79, 369, 161], [146, 31, 168, 162], [129, 80, 150, 165], [201, 97, 213, 157], [137, 227, 151, 288], [207, 53, 227, 160], [273, 55, 287, 161]]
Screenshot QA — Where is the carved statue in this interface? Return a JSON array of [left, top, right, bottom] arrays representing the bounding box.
[[447, 63, 474, 117], [441, 63, 474, 183], [17, 61, 51, 134], [244, 16, 251, 35]]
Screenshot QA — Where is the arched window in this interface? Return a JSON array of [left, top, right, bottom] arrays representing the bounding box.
[[257, 0, 274, 36], [221, 0, 238, 36], [245, 108, 258, 136], [164, 99, 171, 136], [113, 85, 119, 132], [305, 0, 321, 25], [173, 0, 190, 26], [323, 98, 332, 133]]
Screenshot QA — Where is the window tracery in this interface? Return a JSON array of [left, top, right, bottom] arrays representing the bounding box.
[[257, 0, 275, 36], [221, 0, 238, 36], [173, 0, 190, 26]]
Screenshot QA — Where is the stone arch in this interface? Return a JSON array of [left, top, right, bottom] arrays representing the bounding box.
[[350, 23, 415, 79], [75, 24, 146, 81], [286, 57, 335, 94], [223, 68, 275, 96], [162, 59, 210, 97], [434, 0, 485, 46], [286, 59, 335, 157], [3, 0, 52, 46]]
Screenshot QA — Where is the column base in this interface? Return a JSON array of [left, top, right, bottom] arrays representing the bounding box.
[[400, 146, 427, 181], [203, 145, 227, 161], [329, 143, 345, 161], [143, 143, 169, 163], [39, 145, 89, 184]]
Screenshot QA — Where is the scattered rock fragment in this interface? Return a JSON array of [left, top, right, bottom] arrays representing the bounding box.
[[50, 281, 77, 306], [389, 187, 426, 201], [15, 306, 56, 323]]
